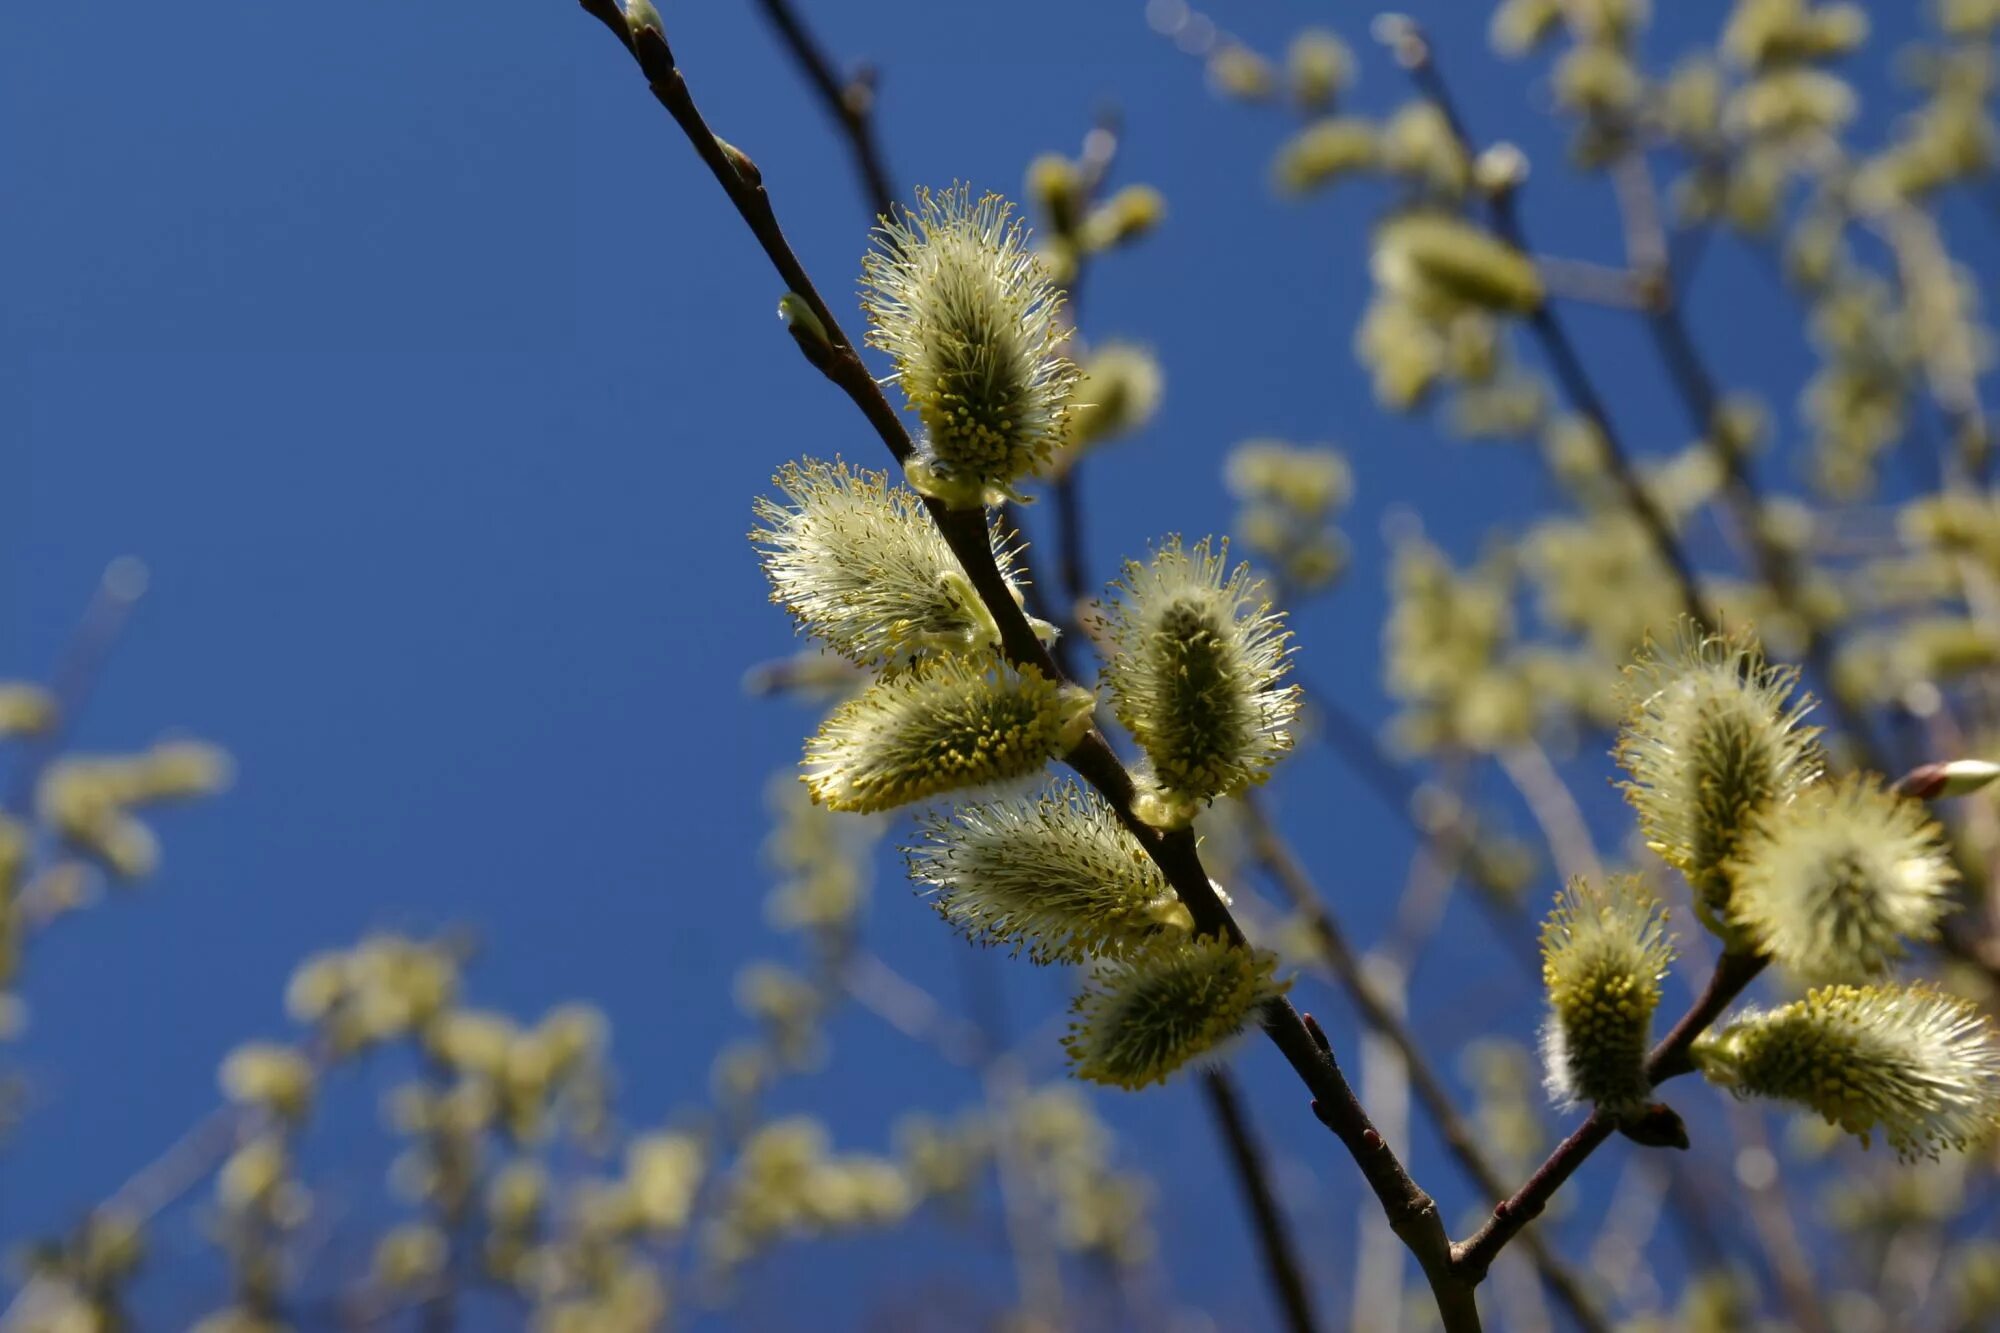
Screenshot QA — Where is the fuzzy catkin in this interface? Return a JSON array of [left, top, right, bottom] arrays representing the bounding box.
[[1615, 623, 1823, 940], [1538, 877, 1676, 1116], [803, 659, 1096, 814], [1064, 937, 1287, 1089], [1694, 983, 2000, 1159], [1097, 537, 1299, 826], [906, 782, 1190, 964], [861, 185, 1078, 508], [752, 456, 1045, 667], [1727, 773, 1956, 981]]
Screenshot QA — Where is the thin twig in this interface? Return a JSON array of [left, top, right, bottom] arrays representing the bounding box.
[[840, 950, 992, 1066], [750, 0, 895, 221], [577, 10, 1476, 1326], [1047, 110, 1124, 626], [1379, 23, 1711, 635], [4, 558, 150, 816], [1496, 744, 1605, 886], [1202, 1070, 1322, 1333]]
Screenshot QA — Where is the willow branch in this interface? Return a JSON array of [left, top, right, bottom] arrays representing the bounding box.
[[1379, 23, 1711, 635], [747, 6, 1331, 1312], [1240, 793, 1609, 1333], [746, 14, 1336, 1316], [576, 9, 1476, 1327], [1452, 949, 1769, 1282]]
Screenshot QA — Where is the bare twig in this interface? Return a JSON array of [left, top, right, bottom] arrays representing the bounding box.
[[1377, 22, 1711, 635], [840, 950, 992, 1066], [1202, 1070, 1322, 1333], [4, 558, 150, 816], [750, 0, 895, 221], [576, 9, 1476, 1325], [1496, 744, 1605, 886]]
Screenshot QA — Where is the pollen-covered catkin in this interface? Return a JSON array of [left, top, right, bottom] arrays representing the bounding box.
[[906, 782, 1191, 964], [751, 457, 1049, 667], [1371, 212, 1545, 314], [861, 185, 1079, 508], [803, 659, 1096, 814], [1693, 983, 2000, 1159], [1615, 623, 1823, 940], [1064, 936, 1287, 1089], [1727, 773, 1956, 981], [1097, 537, 1299, 827], [1538, 877, 1676, 1116]]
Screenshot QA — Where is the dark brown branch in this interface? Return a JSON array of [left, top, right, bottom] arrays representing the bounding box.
[[1202, 1069, 1322, 1333], [575, 9, 1475, 1327], [748, 11, 1347, 1304], [1380, 24, 1712, 636], [1452, 950, 1768, 1282], [1241, 794, 1610, 1333], [1513, 296, 1712, 632], [750, 0, 896, 221]]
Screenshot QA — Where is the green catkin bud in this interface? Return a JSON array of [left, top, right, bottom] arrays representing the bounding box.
[[1728, 774, 1957, 982], [623, 0, 661, 35], [1025, 154, 1085, 237], [1723, 0, 1868, 71], [1378, 102, 1472, 198], [1207, 44, 1278, 101], [1097, 537, 1300, 827], [1693, 983, 2000, 1159], [1615, 623, 1823, 940], [1286, 29, 1355, 110], [1079, 185, 1167, 252], [751, 457, 1050, 667], [1064, 342, 1164, 454], [803, 659, 1096, 813], [1271, 118, 1379, 195], [1064, 936, 1288, 1089], [1490, 0, 1564, 56], [0, 683, 55, 738], [906, 781, 1192, 964], [1538, 877, 1676, 1117], [219, 1042, 316, 1122], [861, 185, 1079, 509], [1554, 45, 1643, 118], [1372, 213, 1545, 315]]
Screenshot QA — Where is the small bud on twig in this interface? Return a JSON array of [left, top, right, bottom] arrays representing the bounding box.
[[1617, 1102, 1690, 1150], [716, 137, 762, 188], [623, 0, 661, 37], [776, 292, 832, 368], [1891, 758, 2000, 801]]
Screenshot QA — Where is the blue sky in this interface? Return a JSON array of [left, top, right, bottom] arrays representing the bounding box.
[[2, 1, 1978, 1327]]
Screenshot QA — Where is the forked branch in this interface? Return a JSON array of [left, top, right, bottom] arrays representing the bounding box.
[[572, 5, 1480, 1327]]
